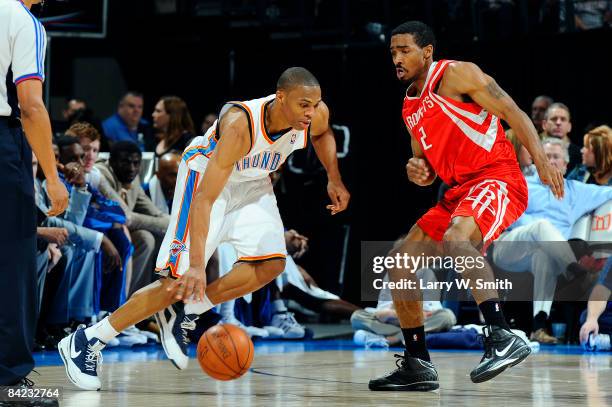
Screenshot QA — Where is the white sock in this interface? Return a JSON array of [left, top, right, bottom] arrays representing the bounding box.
[[272, 299, 288, 314], [184, 294, 215, 315], [84, 317, 119, 343], [219, 299, 236, 321]]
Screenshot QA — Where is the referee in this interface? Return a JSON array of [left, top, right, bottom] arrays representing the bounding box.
[[0, 0, 68, 399]]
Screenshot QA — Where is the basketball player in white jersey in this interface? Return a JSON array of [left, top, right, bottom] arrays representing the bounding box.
[[59, 67, 350, 390]]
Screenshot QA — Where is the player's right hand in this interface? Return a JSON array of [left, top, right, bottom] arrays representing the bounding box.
[[407, 157, 435, 186], [45, 178, 69, 217], [580, 318, 599, 344], [167, 266, 207, 302]]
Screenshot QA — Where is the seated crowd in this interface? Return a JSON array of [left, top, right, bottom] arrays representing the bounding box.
[[32, 92, 612, 354]]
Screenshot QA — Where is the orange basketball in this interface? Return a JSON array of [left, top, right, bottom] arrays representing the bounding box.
[[197, 324, 254, 381]]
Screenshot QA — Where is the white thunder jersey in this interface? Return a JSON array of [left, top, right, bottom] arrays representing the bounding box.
[[156, 94, 309, 278], [183, 94, 309, 182]]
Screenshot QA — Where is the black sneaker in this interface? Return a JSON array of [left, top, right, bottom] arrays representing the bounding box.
[[369, 353, 439, 391], [470, 325, 531, 383]]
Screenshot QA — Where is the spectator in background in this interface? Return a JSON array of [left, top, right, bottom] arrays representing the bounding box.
[[201, 112, 218, 135], [143, 151, 180, 215], [65, 122, 127, 210], [530, 95, 553, 135], [580, 259, 612, 351], [574, 1, 612, 30], [568, 125, 612, 185], [96, 141, 169, 295], [152, 96, 195, 162], [491, 137, 612, 343], [52, 98, 86, 136], [542, 102, 581, 174], [102, 92, 154, 151]]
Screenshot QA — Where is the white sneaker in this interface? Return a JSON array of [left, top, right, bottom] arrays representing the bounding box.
[[269, 312, 305, 339], [262, 325, 284, 339], [154, 302, 198, 370], [353, 329, 389, 348], [222, 317, 269, 338], [58, 327, 104, 391]]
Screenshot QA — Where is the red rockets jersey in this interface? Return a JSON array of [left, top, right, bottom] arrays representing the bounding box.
[[402, 59, 521, 187]]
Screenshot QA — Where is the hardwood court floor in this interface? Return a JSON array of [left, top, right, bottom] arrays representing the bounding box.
[[32, 341, 612, 407]]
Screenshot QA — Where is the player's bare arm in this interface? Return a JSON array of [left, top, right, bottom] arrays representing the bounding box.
[[407, 135, 436, 186], [167, 107, 251, 302], [441, 61, 564, 199], [309, 101, 350, 215]]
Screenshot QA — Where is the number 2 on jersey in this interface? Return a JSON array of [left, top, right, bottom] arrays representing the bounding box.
[[419, 127, 432, 151]]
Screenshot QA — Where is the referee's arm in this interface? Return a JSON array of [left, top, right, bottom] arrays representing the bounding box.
[[10, 3, 68, 216], [17, 80, 68, 215]]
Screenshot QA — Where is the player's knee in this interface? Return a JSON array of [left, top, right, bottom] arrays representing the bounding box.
[[442, 226, 475, 253]]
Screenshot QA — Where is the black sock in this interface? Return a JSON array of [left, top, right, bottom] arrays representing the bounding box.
[[533, 311, 548, 331], [401, 326, 430, 362], [478, 299, 510, 330]]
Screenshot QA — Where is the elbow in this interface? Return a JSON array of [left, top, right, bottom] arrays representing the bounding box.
[[20, 100, 46, 120]]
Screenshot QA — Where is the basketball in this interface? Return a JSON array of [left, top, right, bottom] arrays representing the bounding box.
[[196, 324, 254, 381]]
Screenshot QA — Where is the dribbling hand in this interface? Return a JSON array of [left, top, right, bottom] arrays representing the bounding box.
[[167, 266, 207, 302]]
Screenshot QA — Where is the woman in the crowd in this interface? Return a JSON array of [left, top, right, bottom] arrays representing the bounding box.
[[568, 125, 612, 185], [152, 96, 195, 162]]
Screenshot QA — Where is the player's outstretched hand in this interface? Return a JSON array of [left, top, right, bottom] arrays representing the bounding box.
[[326, 179, 350, 215], [167, 266, 207, 302], [580, 318, 599, 344], [407, 157, 435, 186], [45, 177, 69, 217], [535, 160, 565, 199]]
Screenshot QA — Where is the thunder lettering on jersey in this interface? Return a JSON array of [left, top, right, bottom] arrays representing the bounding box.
[[182, 94, 308, 182], [402, 60, 520, 186]]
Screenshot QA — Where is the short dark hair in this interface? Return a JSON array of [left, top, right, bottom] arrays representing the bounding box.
[[119, 91, 144, 104], [110, 141, 142, 161], [391, 21, 436, 49], [55, 135, 80, 151], [277, 67, 320, 91]]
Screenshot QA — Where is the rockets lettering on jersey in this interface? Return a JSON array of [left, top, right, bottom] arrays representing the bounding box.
[[181, 94, 308, 182], [401, 59, 520, 186]]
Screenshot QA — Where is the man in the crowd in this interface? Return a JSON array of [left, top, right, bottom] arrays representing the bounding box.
[[541, 102, 582, 174], [530, 95, 553, 135], [580, 257, 612, 351], [52, 98, 87, 136], [491, 137, 612, 343], [96, 141, 169, 295], [143, 151, 180, 215], [200, 112, 218, 135], [102, 92, 154, 151]]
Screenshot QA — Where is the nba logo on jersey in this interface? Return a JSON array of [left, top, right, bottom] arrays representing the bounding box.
[[290, 134, 297, 144], [170, 239, 187, 257]]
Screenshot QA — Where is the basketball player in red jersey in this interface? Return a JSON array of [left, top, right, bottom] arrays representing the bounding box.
[[369, 21, 564, 391]]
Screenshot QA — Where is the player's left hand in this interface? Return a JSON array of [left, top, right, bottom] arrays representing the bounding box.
[[326, 179, 350, 215], [167, 265, 207, 302], [534, 159, 565, 199]]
